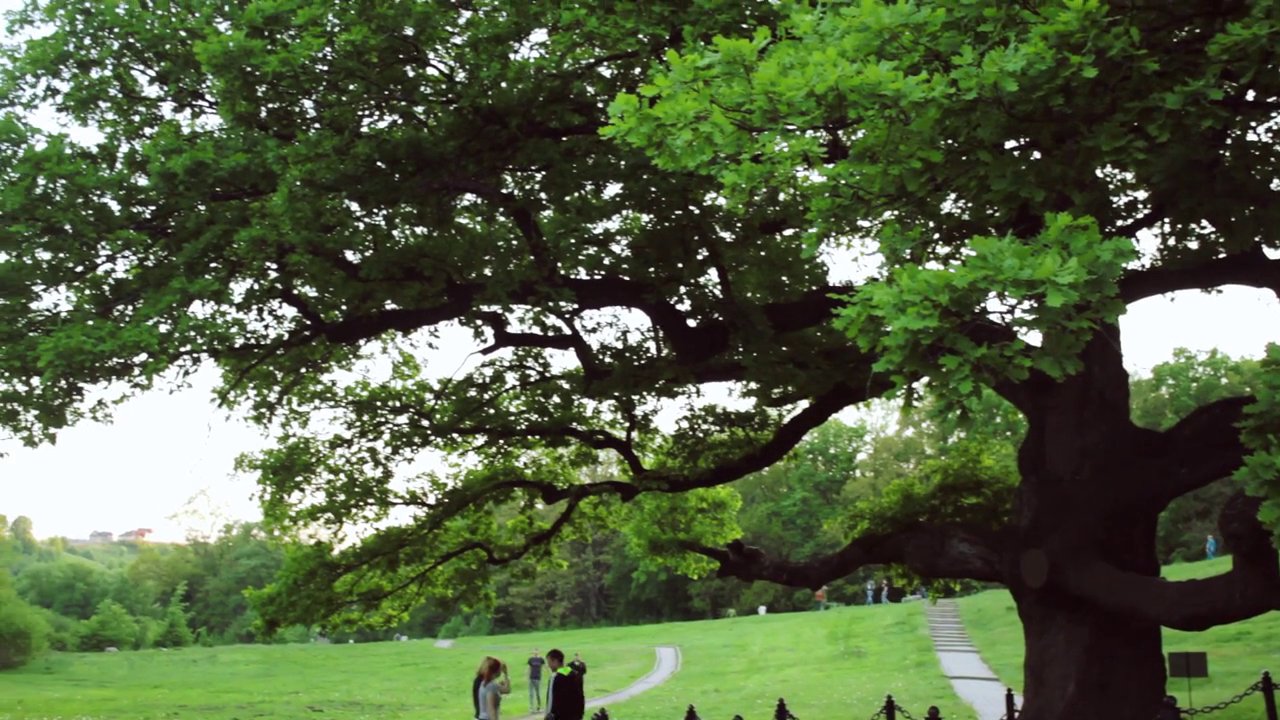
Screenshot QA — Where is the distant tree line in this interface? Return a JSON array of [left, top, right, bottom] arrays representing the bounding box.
[[0, 519, 296, 669], [1, 349, 1248, 667]]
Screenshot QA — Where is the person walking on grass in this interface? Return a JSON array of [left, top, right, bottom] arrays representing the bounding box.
[[528, 649, 546, 713], [544, 648, 587, 720], [477, 657, 511, 720], [865, 580, 875, 605], [1206, 534, 1218, 560], [473, 656, 496, 720]]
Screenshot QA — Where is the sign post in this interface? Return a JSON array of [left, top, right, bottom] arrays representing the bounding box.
[[1168, 652, 1209, 708]]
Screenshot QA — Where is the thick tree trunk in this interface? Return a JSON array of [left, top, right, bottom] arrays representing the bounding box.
[[1014, 585, 1165, 720], [1008, 327, 1170, 718]]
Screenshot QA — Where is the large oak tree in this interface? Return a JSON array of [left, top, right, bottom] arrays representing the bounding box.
[[2, 1, 1279, 716]]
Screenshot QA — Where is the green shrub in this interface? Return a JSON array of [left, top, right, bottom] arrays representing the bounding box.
[[80, 600, 138, 651], [154, 585, 194, 648], [134, 615, 162, 649], [463, 614, 492, 637], [0, 593, 49, 669], [273, 624, 312, 645], [437, 615, 466, 639], [38, 607, 81, 651]]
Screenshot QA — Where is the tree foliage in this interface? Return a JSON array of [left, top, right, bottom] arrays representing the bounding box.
[[2, 1, 1279, 715], [0, 572, 47, 670]]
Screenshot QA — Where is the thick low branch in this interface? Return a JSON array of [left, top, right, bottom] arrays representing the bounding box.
[[1120, 247, 1280, 303], [474, 312, 577, 356], [1148, 395, 1253, 507], [686, 523, 1003, 589], [1056, 493, 1280, 630]]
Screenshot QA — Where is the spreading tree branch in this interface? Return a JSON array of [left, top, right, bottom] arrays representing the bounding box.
[[1056, 493, 1280, 630], [1147, 395, 1253, 507], [1120, 247, 1280, 303], [685, 522, 1003, 589]]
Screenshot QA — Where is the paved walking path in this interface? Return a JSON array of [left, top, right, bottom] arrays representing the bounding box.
[[434, 638, 455, 648], [924, 600, 1023, 720], [511, 645, 682, 720]]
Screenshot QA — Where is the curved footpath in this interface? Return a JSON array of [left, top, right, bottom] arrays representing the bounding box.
[[511, 645, 682, 720], [924, 600, 1023, 720]]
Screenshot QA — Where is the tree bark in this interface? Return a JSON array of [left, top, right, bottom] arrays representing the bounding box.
[[1015, 584, 1166, 720], [1010, 326, 1168, 718]]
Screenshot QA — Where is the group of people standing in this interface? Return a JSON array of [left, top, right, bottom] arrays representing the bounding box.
[[473, 648, 587, 720]]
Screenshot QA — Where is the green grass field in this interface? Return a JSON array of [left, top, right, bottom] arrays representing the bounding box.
[[1, 604, 974, 720], [5, 558, 1273, 720], [957, 556, 1280, 719]]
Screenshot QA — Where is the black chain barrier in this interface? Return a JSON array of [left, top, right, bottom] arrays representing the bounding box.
[[611, 675, 1273, 720], [1175, 678, 1264, 717]]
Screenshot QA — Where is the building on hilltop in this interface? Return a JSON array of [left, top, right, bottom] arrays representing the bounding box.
[[89, 530, 114, 543], [119, 528, 153, 541]]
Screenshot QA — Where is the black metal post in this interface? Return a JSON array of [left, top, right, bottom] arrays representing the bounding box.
[[1263, 670, 1278, 720], [925, 705, 942, 719], [774, 697, 793, 720], [1005, 688, 1017, 719], [591, 709, 610, 720], [683, 704, 700, 720], [884, 694, 897, 720]]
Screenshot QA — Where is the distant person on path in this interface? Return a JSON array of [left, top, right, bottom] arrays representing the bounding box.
[[880, 579, 890, 604], [865, 580, 875, 605], [545, 648, 586, 720], [1206, 534, 1218, 559], [527, 649, 546, 713], [814, 585, 828, 611], [477, 657, 511, 720]]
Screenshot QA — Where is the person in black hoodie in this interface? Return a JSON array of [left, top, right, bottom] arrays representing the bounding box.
[[544, 648, 586, 720]]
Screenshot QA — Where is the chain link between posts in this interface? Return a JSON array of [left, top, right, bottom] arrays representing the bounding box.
[[1178, 679, 1265, 716]]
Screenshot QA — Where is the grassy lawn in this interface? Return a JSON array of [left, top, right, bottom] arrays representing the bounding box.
[[0, 604, 975, 720], [609, 603, 975, 720], [957, 556, 1280, 720]]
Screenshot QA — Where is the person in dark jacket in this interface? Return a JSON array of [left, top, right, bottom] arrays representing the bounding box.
[[544, 648, 587, 720]]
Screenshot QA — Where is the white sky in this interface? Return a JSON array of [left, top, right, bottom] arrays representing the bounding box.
[[0, 1, 1276, 542]]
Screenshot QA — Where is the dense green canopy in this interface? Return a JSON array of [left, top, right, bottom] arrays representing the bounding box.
[[2, 2, 1279, 714]]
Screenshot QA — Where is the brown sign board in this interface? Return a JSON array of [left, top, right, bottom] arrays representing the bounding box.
[[1168, 651, 1208, 678]]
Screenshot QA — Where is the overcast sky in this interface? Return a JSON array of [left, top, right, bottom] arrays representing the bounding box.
[[1, 2, 1277, 542]]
